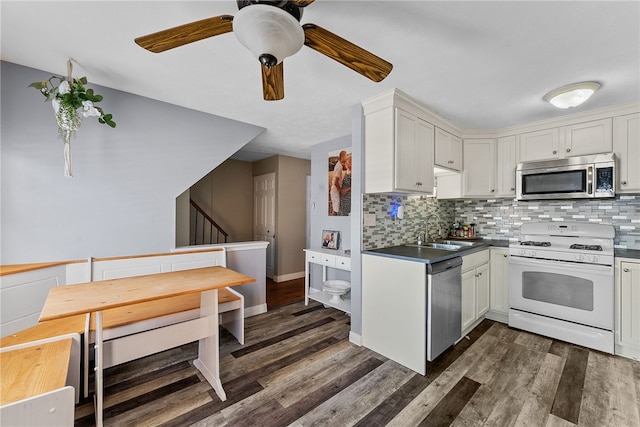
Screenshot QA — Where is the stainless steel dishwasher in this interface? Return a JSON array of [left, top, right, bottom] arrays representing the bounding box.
[[427, 257, 462, 361]]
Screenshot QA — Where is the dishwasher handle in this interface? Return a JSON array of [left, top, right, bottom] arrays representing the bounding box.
[[427, 257, 462, 275]]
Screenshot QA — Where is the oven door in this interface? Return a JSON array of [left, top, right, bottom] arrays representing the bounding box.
[[509, 256, 613, 330]]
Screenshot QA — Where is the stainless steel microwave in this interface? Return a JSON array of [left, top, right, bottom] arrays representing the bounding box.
[[516, 153, 615, 200]]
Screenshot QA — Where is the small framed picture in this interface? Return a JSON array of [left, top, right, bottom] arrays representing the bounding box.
[[321, 230, 340, 250]]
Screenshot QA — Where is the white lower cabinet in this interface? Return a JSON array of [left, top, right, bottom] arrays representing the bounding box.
[[362, 254, 427, 375], [487, 247, 510, 323], [615, 258, 640, 360], [461, 249, 490, 335]]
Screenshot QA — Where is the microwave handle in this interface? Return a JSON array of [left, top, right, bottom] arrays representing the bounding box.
[[587, 165, 593, 195]]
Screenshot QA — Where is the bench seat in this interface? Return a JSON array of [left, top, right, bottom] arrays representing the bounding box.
[[0, 314, 87, 348], [0, 336, 79, 426]]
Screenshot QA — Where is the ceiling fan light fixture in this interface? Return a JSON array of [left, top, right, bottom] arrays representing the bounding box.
[[543, 81, 600, 109], [233, 4, 304, 67]]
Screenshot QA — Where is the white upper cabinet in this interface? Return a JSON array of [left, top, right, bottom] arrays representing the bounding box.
[[463, 139, 496, 197], [496, 135, 518, 197], [518, 128, 560, 162], [394, 109, 435, 192], [435, 127, 462, 172], [363, 90, 435, 194], [519, 118, 613, 163], [613, 113, 640, 193], [563, 118, 612, 156]]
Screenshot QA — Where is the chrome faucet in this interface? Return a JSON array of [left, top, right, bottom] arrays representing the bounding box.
[[424, 213, 442, 243]]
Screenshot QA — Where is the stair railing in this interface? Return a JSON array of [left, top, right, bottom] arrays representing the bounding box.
[[190, 199, 229, 245]]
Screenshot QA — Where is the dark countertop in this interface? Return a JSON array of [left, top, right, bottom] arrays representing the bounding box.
[[363, 242, 490, 264], [615, 248, 640, 260], [364, 239, 640, 263]]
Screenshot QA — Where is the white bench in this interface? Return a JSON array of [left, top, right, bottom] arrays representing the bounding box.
[[1, 248, 246, 401], [0, 333, 81, 427]]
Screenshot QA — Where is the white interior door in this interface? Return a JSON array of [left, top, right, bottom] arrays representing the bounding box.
[[254, 173, 276, 279]]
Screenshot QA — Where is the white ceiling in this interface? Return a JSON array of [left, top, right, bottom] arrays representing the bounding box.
[[2, 1, 639, 162]]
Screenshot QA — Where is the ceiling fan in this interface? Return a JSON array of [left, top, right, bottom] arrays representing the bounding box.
[[135, 0, 393, 101]]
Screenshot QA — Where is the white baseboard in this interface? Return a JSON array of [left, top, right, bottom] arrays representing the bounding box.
[[273, 271, 305, 282], [349, 331, 362, 346], [485, 310, 508, 324], [244, 304, 267, 318]]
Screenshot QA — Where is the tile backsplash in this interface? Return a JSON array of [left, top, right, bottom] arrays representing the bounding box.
[[362, 194, 640, 249], [362, 194, 455, 249]]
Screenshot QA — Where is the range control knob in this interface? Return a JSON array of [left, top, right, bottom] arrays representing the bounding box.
[[575, 254, 585, 261], [588, 255, 599, 263]]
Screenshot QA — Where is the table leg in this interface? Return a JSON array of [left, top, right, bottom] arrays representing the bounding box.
[[193, 289, 226, 401], [94, 310, 104, 427]]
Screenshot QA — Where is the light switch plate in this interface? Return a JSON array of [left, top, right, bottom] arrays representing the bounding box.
[[364, 213, 376, 226]]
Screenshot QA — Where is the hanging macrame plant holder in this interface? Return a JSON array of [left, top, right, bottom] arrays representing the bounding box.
[[55, 61, 81, 177], [55, 100, 81, 177], [31, 59, 115, 177]]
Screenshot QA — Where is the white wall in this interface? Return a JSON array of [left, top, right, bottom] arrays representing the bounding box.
[[1, 61, 264, 264]]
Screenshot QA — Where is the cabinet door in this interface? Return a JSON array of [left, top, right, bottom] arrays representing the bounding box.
[[496, 136, 518, 197], [519, 128, 560, 162], [617, 261, 640, 353], [435, 128, 462, 171], [395, 109, 434, 192], [461, 269, 476, 333], [463, 139, 496, 197], [435, 173, 461, 199], [476, 263, 490, 317], [563, 119, 612, 157], [613, 113, 640, 193], [490, 248, 510, 315]]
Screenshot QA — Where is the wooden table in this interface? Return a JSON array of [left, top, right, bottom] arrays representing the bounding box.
[[39, 266, 255, 427]]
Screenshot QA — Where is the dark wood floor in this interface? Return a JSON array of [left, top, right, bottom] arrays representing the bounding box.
[[75, 301, 640, 426], [266, 277, 305, 309]]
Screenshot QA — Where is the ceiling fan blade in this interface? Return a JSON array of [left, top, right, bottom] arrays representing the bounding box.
[[135, 15, 234, 53], [262, 62, 285, 101], [303, 24, 393, 82], [292, 0, 315, 6]]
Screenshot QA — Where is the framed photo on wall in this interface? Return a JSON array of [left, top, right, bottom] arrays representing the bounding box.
[[321, 230, 340, 250], [328, 148, 352, 216]]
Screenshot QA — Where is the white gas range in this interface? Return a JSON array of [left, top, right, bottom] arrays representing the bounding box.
[[508, 222, 615, 353]]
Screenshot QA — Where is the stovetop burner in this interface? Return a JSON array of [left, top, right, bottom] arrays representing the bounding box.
[[569, 244, 603, 251], [520, 241, 551, 247]]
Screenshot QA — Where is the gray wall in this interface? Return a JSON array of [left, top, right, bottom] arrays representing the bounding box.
[[191, 159, 255, 243], [1, 61, 264, 264]]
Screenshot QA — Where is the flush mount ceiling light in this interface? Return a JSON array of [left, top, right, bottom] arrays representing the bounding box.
[[543, 81, 601, 109]]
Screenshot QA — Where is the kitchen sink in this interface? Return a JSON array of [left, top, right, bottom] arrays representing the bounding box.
[[404, 243, 462, 251], [404, 239, 484, 251], [434, 240, 476, 247]]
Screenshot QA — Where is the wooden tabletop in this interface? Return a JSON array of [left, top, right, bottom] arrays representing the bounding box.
[[39, 266, 255, 322], [0, 338, 72, 405]]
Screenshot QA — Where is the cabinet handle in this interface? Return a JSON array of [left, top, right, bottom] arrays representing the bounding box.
[[622, 181, 627, 185], [416, 182, 422, 186], [448, 160, 454, 164], [553, 150, 557, 154], [503, 254, 508, 258], [491, 189, 495, 193], [566, 148, 571, 153], [510, 187, 515, 191], [624, 268, 630, 272]]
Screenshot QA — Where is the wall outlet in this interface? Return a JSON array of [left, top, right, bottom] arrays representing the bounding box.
[[364, 213, 376, 227]]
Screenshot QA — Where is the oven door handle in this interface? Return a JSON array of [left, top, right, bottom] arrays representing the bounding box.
[[509, 256, 613, 274]]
